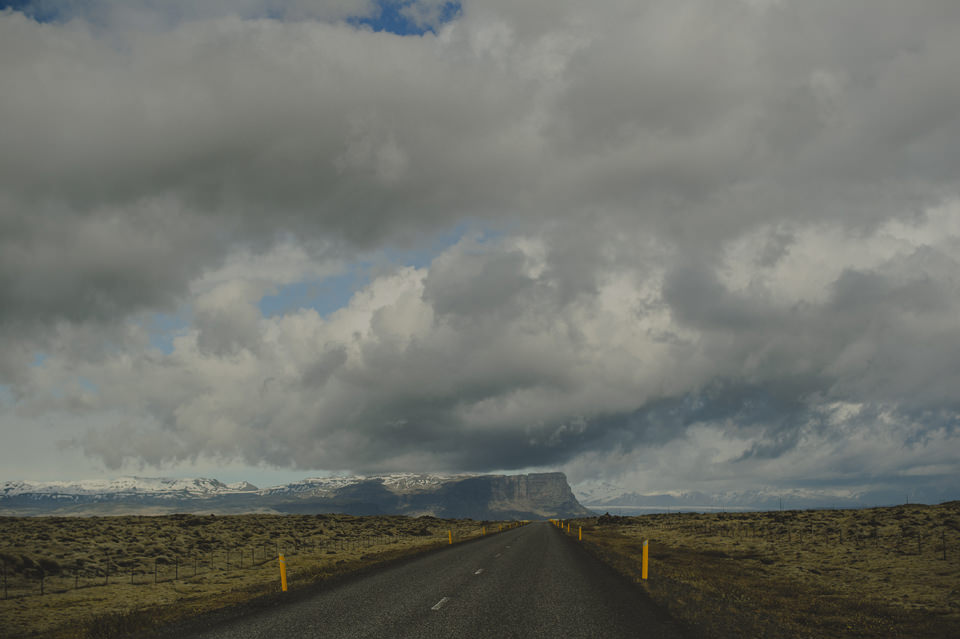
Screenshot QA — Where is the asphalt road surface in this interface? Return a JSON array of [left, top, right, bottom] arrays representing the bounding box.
[[174, 521, 689, 639]]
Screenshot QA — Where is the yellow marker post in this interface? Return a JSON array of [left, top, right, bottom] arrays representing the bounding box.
[[567, 523, 570, 533], [482, 526, 486, 536], [641, 540, 649, 580], [579, 526, 582, 541], [278, 554, 288, 592], [448, 530, 453, 545]]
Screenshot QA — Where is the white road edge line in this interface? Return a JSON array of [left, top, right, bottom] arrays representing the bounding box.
[[431, 597, 450, 611], [474, 568, 484, 575]]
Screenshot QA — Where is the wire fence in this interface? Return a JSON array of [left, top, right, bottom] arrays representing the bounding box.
[[661, 519, 957, 560], [0, 526, 483, 600], [573, 509, 960, 639]]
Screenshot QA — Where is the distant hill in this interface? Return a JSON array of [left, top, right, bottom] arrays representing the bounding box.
[[576, 486, 959, 512], [0, 472, 592, 519]]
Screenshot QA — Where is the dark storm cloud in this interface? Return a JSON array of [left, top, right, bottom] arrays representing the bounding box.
[[0, 200, 216, 326]]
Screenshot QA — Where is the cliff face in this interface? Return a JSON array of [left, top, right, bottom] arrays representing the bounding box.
[[483, 472, 592, 518], [277, 472, 593, 519], [1, 472, 594, 520]]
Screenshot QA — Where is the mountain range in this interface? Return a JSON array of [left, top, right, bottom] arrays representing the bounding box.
[[576, 487, 950, 512], [0, 472, 593, 520]]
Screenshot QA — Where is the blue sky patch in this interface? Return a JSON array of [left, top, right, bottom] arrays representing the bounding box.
[[383, 221, 497, 267], [145, 308, 191, 355], [1, 1, 59, 22], [2, 0, 463, 33], [349, 0, 461, 36], [77, 376, 99, 394], [260, 269, 371, 319], [261, 223, 481, 318]]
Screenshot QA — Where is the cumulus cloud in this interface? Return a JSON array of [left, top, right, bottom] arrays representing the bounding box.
[[2, 1, 960, 500]]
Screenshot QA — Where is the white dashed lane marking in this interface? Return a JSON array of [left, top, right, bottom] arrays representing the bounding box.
[[474, 568, 484, 575], [431, 597, 450, 611]]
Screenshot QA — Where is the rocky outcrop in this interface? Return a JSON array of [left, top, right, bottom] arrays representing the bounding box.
[[274, 472, 592, 519]]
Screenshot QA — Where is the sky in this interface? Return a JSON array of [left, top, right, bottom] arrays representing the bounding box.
[[1, 0, 959, 504]]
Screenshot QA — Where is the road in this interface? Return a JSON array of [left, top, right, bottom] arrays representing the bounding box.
[[173, 521, 688, 639]]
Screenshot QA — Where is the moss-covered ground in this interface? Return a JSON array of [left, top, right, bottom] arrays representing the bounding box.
[[564, 502, 960, 638], [0, 513, 515, 638]]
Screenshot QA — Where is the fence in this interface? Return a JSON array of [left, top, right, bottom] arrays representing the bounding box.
[[668, 519, 956, 560], [0, 526, 484, 600]]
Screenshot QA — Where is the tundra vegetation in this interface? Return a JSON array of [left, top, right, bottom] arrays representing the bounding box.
[[0, 513, 511, 638], [567, 501, 960, 638]]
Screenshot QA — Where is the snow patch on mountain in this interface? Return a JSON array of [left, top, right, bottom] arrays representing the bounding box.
[[226, 481, 259, 492], [256, 473, 461, 496], [2, 476, 237, 497]]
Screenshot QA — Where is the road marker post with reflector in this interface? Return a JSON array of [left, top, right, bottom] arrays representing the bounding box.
[[641, 540, 649, 580], [448, 530, 453, 545], [278, 554, 288, 592], [579, 526, 582, 541]]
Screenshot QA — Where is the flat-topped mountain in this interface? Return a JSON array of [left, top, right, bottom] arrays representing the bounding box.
[[0, 472, 593, 520]]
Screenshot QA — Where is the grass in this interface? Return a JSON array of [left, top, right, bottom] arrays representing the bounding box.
[[0, 513, 516, 638], [564, 501, 960, 638]]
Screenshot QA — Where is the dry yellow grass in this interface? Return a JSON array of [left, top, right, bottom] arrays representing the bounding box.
[[0, 513, 514, 638], [565, 502, 960, 638]]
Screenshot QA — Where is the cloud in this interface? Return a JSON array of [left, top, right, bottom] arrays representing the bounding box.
[[18, 210, 956, 490], [2, 1, 960, 500]]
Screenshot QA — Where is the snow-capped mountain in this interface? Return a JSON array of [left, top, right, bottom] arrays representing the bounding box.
[[1, 473, 459, 500], [1, 476, 252, 498], [0, 472, 592, 519], [254, 473, 458, 497]]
